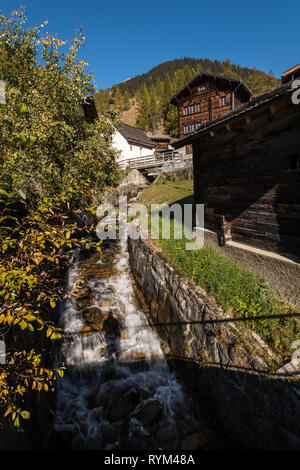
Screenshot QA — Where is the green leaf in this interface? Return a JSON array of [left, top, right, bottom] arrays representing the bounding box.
[[18, 133, 27, 143], [19, 103, 27, 113], [21, 411, 30, 419], [4, 407, 12, 417], [28, 136, 36, 146], [13, 415, 20, 427], [20, 320, 27, 330]]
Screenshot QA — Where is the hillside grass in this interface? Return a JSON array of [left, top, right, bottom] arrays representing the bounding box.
[[139, 177, 194, 206], [140, 177, 299, 362]]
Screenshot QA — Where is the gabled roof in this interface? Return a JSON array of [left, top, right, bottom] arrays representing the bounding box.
[[169, 72, 253, 105], [148, 133, 172, 142], [173, 81, 298, 149], [281, 64, 300, 84], [117, 122, 155, 148]]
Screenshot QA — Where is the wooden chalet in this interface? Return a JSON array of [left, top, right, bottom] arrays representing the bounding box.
[[173, 72, 300, 258], [169, 72, 253, 140], [149, 133, 172, 151]]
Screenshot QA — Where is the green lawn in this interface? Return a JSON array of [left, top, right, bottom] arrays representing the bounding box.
[[139, 177, 194, 207], [139, 176, 299, 363]]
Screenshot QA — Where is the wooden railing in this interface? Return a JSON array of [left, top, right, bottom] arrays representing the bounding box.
[[118, 150, 184, 170]]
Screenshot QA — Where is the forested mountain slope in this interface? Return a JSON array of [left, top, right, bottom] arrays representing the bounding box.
[[95, 57, 280, 136]]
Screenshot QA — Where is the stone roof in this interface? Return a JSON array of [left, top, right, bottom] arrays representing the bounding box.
[[148, 133, 171, 142], [118, 123, 155, 148]]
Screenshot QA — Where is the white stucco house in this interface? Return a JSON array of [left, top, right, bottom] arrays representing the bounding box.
[[112, 123, 155, 168], [81, 98, 156, 169]]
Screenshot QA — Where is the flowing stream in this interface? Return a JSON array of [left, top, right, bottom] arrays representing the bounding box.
[[55, 230, 208, 450]]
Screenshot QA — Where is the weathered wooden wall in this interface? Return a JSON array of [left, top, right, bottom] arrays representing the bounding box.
[[192, 102, 300, 257], [155, 141, 169, 150]]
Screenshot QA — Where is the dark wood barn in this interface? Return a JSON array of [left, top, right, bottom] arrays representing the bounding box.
[[173, 78, 300, 258]]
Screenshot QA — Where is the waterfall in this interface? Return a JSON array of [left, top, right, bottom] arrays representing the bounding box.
[[55, 231, 205, 450]]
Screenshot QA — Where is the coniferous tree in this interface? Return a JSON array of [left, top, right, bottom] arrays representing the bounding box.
[[164, 103, 178, 137], [149, 85, 160, 132], [163, 74, 172, 105], [135, 87, 142, 104], [113, 87, 125, 109], [155, 79, 164, 116], [183, 64, 194, 83], [173, 68, 185, 93], [136, 84, 151, 130], [155, 79, 164, 100], [222, 59, 240, 79], [123, 90, 131, 110]]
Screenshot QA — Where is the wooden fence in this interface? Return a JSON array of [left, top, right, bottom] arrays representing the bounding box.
[[118, 150, 190, 170]]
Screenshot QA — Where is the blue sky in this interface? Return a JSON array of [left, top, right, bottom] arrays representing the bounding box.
[[1, 1, 299, 90]]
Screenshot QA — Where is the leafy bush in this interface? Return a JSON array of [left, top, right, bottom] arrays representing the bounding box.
[[0, 8, 120, 429], [0, 7, 120, 201]]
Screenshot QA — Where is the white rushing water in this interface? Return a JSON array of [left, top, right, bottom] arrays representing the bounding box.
[[55, 232, 198, 450]]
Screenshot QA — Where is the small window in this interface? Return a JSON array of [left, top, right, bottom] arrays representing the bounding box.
[[130, 145, 132, 151], [220, 96, 227, 106], [194, 102, 201, 113], [199, 82, 209, 91], [195, 121, 202, 130], [183, 106, 189, 116], [183, 126, 189, 134], [190, 124, 195, 133], [189, 105, 194, 114], [290, 154, 300, 171]]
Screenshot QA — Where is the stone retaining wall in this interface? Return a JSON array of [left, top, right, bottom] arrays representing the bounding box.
[[163, 167, 193, 181], [128, 237, 300, 449]]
